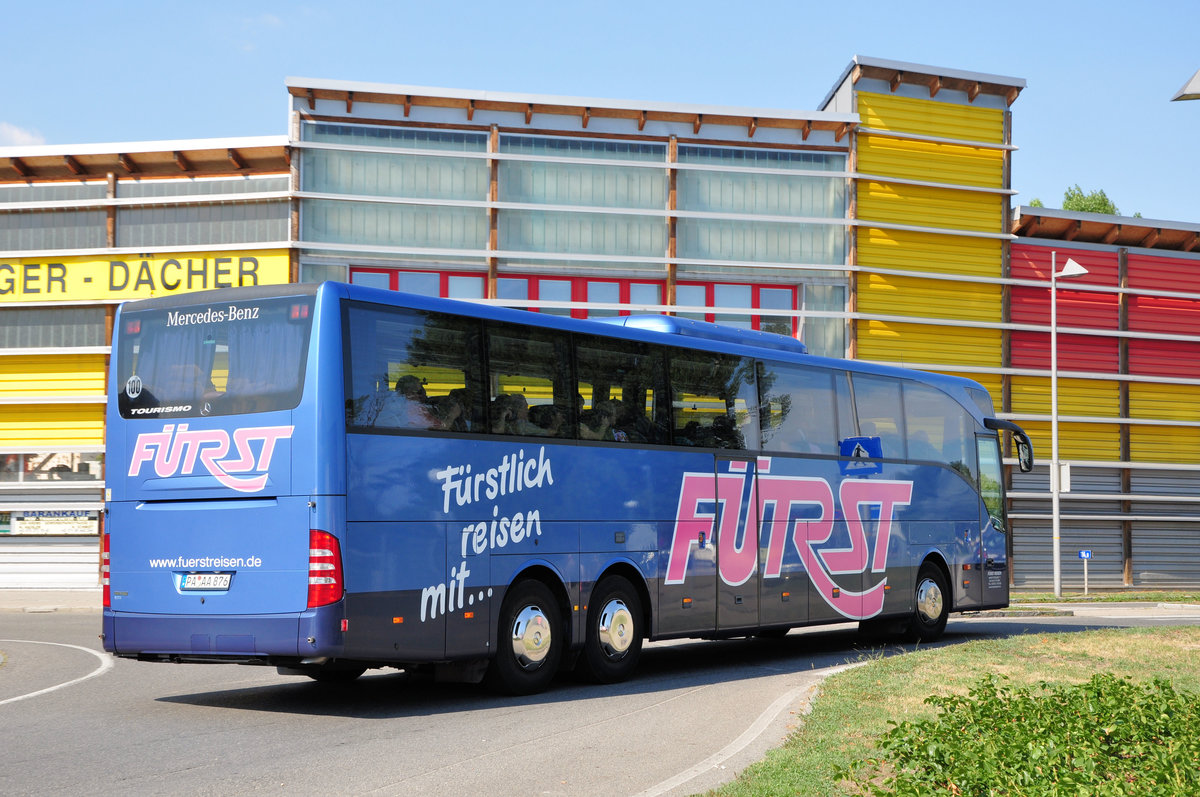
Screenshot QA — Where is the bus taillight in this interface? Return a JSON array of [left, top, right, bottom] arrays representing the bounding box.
[[101, 531, 111, 608], [307, 530, 344, 608]]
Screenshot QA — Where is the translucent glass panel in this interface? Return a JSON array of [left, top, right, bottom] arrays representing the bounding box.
[[803, 284, 846, 358], [118, 176, 289, 198], [117, 201, 289, 247], [304, 123, 487, 153], [0, 307, 107, 348], [499, 136, 666, 210], [0, 182, 107, 203], [0, 210, 106, 251], [301, 149, 488, 201], [499, 209, 665, 257], [676, 218, 844, 265], [302, 198, 487, 250]]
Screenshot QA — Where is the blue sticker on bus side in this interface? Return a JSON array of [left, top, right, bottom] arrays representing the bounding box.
[[839, 436, 884, 476]]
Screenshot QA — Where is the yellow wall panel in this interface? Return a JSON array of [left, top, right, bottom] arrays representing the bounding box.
[[1131, 426, 1200, 464], [858, 182, 1004, 234], [0, 404, 105, 447], [857, 227, 1002, 279], [857, 92, 1006, 144], [858, 273, 1001, 323], [939, 370, 1002, 404], [1129, 383, 1200, 422], [0, 354, 107, 398], [856, 320, 1001, 368], [1010, 377, 1120, 418], [1018, 420, 1121, 462], [858, 135, 1004, 188]]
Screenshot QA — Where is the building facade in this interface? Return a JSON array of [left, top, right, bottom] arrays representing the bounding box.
[[3, 56, 1199, 590]]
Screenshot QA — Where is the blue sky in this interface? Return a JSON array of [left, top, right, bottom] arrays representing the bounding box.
[[4, 1, 1198, 223]]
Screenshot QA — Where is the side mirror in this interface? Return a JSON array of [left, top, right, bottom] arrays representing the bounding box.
[[1013, 430, 1034, 473], [984, 417, 1035, 473]]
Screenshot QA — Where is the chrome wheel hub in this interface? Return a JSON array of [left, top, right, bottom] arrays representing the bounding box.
[[915, 577, 944, 624], [596, 598, 633, 659], [510, 605, 552, 670]]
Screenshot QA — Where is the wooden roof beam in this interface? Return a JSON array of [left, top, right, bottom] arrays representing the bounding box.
[[63, 155, 85, 175], [466, 100, 475, 121], [1005, 86, 1020, 106], [1103, 224, 1122, 245], [9, 157, 31, 178], [1064, 219, 1081, 241], [526, 103, 533, 124], [968, 81, 982, 102], [346, 91, 354, 114], [1184, 233, 1200, 253], [227, 148, 247, 170], [747, 117, 757, 138], [890, 71, 904, 92], [306, 88, 316, 110], [1141, 228, 1161, 248], [581, 107, 590, 128], [638, 110, 646, 131], [118, 153, 139, 173], [403, 95, 412, 116], [173, 151, 193, 172], [928, 76, 942, 98], [693, 114, 702, 134], [850, 64, 863, 84], [800, 120, 811, 141], [835, 122, 850, 142]]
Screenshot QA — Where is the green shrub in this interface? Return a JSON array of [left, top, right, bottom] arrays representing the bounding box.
[[839, 673, 1200, 796]]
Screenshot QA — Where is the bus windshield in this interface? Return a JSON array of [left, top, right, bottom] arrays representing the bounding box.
[[115, 294, 315, 419]]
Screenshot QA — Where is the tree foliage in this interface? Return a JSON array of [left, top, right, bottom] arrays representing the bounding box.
[[1062, 184, 1120, 215]]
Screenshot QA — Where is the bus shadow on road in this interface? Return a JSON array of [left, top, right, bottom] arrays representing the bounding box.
[[154, 615, 1114, 719]]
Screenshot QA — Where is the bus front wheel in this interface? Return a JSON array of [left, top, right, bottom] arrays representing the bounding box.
[[906, 562, 949, 642], [580, 575, 643, 683], [487, 579, 563, 695]]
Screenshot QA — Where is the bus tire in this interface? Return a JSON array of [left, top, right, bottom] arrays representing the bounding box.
[[487, 579, 562, 695], [906, 562, 949, 642], [580, 576, 643, 683]]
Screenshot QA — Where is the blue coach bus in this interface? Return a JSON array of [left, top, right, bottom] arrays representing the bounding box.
[[101, 281, 1033, 694]]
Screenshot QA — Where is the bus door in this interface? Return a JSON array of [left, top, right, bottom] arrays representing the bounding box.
[[715, 455, 760, 631], [659, 455, 761, 635], [976, 434, 1010, 607]]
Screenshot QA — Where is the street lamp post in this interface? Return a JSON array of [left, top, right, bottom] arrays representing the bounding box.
[[1050, 251, 1088, 597]]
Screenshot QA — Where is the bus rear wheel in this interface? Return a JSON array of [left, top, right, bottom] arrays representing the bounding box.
[[906, 562, 949, 642], [580, 576, 643, 683], [486, 579, 562, 695]]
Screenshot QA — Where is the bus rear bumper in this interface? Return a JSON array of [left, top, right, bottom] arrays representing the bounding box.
[[102, 608, 345, 663]]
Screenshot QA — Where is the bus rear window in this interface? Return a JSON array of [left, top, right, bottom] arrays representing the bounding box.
[[116, 296, 314, 419]]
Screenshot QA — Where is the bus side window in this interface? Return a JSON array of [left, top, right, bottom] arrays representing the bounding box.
[[852, 374, 905, 459], [758, 361, 839, 455], [575, 335, 669, 445], [669, 349, 757, 450], [485, 323, 571, 438]]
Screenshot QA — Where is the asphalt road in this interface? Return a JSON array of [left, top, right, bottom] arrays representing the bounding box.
[[2, 604, 1199, 796]]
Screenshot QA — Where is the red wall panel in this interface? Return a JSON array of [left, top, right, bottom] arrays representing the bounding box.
[[1009, 245, 1119, 331], [1127, 253, 1200, 292], [1128, 338, 1200, 379], [1010, 245, 1119, 284], [1128, 294, 1200, 334], [1010, 331, 1119, 372]]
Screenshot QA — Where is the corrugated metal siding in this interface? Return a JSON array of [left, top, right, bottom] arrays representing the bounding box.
[[857, 227, 1001, 278], [857, 135, 1004, 188], [1014, 420, 1121, 461], [1013, 520, 1126, 590], [1011, 376, 1120, 418], [1127, 252, 1200, 292], [1010, 284, 1119, 328], [0, 404, 105, 447], [1132, 525, 1200, 587], [1130, 383, 1200, 421], [1131, 426, 1200, 464], [939, 370, 1002, 400], [0, 354, 107, 398], [1009, 245, 1119, 285], [857, 184, 1003, 234], [1010, 331, 1119, 373], [856, 321, 1001, 367], [1128, 293, 1200, 334], [1129, 339, 1200, 379], [0, 536, 100, 589], [856, 92, 1006, 144], [857, 273, 1001, 322]]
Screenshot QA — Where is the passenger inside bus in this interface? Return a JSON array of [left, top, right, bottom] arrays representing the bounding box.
[[374, 375, 438, 429]]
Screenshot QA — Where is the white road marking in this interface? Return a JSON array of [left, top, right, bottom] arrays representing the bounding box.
[[0, 640, 114, 706]]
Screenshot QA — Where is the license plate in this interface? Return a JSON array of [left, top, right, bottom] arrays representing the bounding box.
[[182, 573, 232, 590]]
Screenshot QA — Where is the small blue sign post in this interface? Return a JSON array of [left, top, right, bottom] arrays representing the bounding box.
[[1078, 550, 1092, 595]]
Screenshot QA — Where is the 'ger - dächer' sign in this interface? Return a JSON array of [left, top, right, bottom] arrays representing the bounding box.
[[0, 250, 290, 302]]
